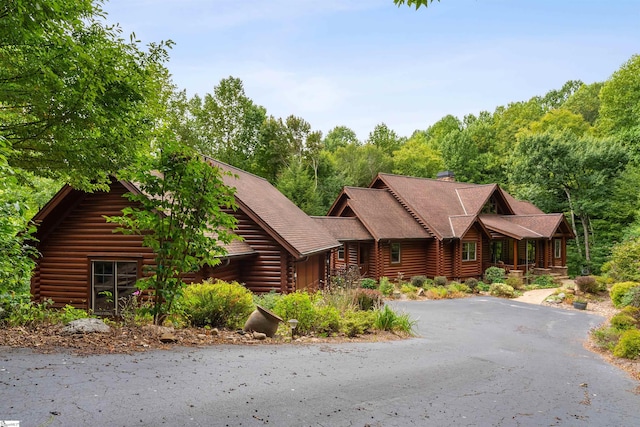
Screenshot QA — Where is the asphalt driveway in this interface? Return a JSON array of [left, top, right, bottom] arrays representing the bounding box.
[[1, 297, 639, 426]]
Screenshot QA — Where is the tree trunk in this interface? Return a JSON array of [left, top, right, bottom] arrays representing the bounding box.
[[563, 187, 582, 258], [581, 214, 591, 262]]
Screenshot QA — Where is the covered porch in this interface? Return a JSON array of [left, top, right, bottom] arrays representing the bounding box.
[[483, 237, 569, 279]]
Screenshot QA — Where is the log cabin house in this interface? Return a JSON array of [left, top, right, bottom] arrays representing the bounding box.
[[30, 159, 339, 315], [316, 172, 574, 283]]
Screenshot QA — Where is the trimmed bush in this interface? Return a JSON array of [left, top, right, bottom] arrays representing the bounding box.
[[447, 282, 470, 293], [464, 278, 478, 292], [476, 281, 490, 292], [353, 288, 383, 311], [181, 280, 254, 329], [313, 305, 342, 335], [610, 312, 638, 331], [360, 278, 378, 290], [621, 286, 640, 308], [341, 310, 375, 337], [489, 283, 515, 298], [532, 275, 556, 288], [613, 329, 640, 359], [434, 276, 447, 287], [411, 276, 428, 288], [484, 267, 505, 284], [592, 326, 622, 351], [273, 292, 316, 334], [610, 282, 640, 308], [506, 277, 524, 290], [575, 276, 598, 294]]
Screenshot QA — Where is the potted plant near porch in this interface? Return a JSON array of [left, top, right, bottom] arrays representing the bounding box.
[[573, 298, 588, 310]]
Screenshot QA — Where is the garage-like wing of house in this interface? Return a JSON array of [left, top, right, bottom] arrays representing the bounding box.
[[30, 159, 339, 316]]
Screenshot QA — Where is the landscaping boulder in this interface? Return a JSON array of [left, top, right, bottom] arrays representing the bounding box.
[[61, 318, 111, 335]]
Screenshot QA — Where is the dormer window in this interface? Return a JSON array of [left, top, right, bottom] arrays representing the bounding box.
[[482, 197, 497, 214]]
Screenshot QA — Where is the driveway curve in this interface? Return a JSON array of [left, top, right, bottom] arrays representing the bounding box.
[[1, 297, 639, 426]]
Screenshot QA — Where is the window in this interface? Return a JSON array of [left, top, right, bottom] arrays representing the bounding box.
[[92, 260, 138, 315], [491, 241, 503, 263], [462, 242, 476, 261], [390, 243, 401, 264], [337, 245, 345, 261], [554, 239, 562, 259]]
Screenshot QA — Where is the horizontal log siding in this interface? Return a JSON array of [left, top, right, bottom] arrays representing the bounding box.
[[213, 209, 286, 293], [441, 241, 455, 279], [460, 226, 482, 279], [32, 182, 155, 309], [424, 241, 440, 278], [379, 241, 428, 280]]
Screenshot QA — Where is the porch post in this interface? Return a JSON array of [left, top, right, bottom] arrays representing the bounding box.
[[513, 240, 518, 271]]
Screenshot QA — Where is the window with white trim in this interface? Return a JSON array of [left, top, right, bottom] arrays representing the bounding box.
[[462, 241, 477, 262], [337, 245, 345, 261], [390, 243, 401, 264], [554, 239, 562, 259], [92, 260, 138, 315]]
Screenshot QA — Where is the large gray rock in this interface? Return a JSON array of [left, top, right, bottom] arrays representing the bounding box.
[[61, 318, 111, 335]]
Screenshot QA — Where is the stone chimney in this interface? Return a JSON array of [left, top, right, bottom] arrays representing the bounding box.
[[436, 171, 455, 182]]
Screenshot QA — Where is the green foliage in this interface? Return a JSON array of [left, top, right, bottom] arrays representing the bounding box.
[[575, 276, 598, 294], [602, 237, 640, 282], [476, 281, 490, 292], [105, 141, 238, 325], [610, 282, 640, 308], [341, 310, 375, 337], [613, 329, 640, 359], [592, 326, 622, 352], [464, 278, 478, 291], [400, 284, 419, 298], [273, 292, 317, 335], [378, 277, 394, 296], [597, 55, 640, 135], [434, 276, 448, 287], [373, 305, 416, 334], [360, 278, 378, 290], [610, 313, 638, 331], [253, 290, 281, 311], [180, 280, 254, 329], [531, 275, 557, 289], [489, 283, 516, 298], [446, 282, 471, 293], [425, 286, 448, 299], [505, 277, 524, 290], [484, 267, 505, 284], [410, 276, 428, 288], [394, 0, 439, 9], [1, 0, 171, 189], [621, 286, 640, 308], [313, 305, 342, 335], [0, 298, 89, 327], [353, 289, 383, 311]]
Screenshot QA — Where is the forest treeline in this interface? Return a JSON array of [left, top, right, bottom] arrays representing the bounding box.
[[2, 1, 640, 297]]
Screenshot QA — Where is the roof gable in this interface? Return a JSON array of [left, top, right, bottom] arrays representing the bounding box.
[[207, 158, 339, 258]]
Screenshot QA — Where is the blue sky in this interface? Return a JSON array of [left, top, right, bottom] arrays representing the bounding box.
[[103, 0, 640, 140]]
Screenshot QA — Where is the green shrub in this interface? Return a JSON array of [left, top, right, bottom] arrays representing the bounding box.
[[273, 291, 317, 334], [613, 329, 640, 359], [464, 278, 478, 292], [484, 267, 505, 284], [476, 281, 490, 292], [575, 276, 598, 294], [447, 282, 470, 293], [489, 283, 515, 298], [341, 311, 375, 337], [411, 276, 428, 288], [434, 276, 448, 287], [532, 275, 556, 289], [253, 290, 281, 311], [505, 277, 524, 290], [601, 237, 640, 282], [360, 278, 378, 290], [378, 277, 394, 296], [353, 288, 383, 311], [181, 280, 254, 329], [610, 313, 638, 331], [610, 282, 640, 308], [313, 305, 342, 335], [621, 306, 640, 322], [592, 326, 622, 351], [3, 298, 53, 327], [621, 286, 640, 308], [57, 305, 90, 324], [400, 283, 418, 299]]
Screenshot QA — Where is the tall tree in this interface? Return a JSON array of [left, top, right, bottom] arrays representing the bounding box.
[[366, 123, 404, 155], [392, 132, 443, 178], [323, 126, 360, 152], [1, 0, 170, 190], [596, 54, 640, 136]]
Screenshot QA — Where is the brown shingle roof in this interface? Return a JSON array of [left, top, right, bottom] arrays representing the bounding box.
[[500, 190, 544, 215], [208, 159, 340, 258], [311, 216, 373, 241], [341, 187, 432, 240], [479, 214, 566, 239]]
